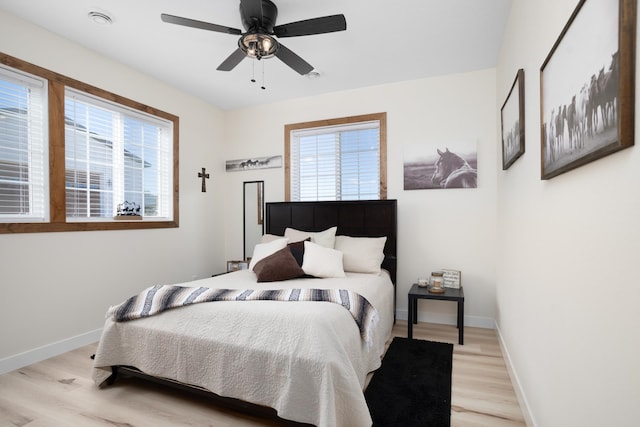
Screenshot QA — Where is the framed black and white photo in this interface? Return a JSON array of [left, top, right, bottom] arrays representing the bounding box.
[[225, 155, 282, 172], [501, 69, 525, 170], [403, 141, 477, 190], [540, 0, 636, 180]]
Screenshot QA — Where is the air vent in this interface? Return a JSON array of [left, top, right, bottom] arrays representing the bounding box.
[[88, 11, 113, 25]]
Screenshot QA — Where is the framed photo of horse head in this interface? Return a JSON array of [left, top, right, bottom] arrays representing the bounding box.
[[501, 69, 525, 170], [403, 141, 477, 190], [540, 0, 636, 180]]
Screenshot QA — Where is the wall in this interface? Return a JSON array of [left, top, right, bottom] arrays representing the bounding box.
[[223, 69, 498, 328], [495, 0, 640, 425], [0, 10, 227, 369]]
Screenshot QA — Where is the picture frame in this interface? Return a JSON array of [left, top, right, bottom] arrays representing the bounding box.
[[441, 269, 462, 289], [225, 155, 282, 172], [501, 69, 525, 170], [403, 141, 478, 190], [226, 260, 249, 272], [540, 0, 636, 180]]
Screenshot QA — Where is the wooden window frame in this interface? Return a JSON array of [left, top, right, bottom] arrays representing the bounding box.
[[284, 112, 387, 202], [0, 52, 179, 234]]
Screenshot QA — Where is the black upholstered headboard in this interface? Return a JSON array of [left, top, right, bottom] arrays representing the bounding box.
[[265, 200, 397, 284]]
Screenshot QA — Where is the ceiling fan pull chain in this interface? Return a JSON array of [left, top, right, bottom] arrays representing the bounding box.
[[261, 60, 266, 90], [251, 60, 256, 83]]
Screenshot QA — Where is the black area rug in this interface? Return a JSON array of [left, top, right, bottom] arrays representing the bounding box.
[[364, 337, 453, 427]]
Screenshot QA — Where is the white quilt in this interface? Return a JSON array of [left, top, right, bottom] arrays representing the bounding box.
[[92, 270, 395, 427]]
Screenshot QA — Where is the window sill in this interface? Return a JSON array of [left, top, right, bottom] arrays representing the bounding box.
[[0, 219, 178, 234]]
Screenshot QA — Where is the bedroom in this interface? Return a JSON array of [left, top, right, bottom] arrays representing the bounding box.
[[0, 0, 638, 426]]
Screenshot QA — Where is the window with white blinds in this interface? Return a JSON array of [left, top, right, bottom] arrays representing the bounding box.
[[0, 65, 48, 222], [0, 52, 179, 233], [65, 89, 173, 220], [287, 114, 386, 201]]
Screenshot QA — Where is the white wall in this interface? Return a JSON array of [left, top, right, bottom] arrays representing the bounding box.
[[0, 10, 227, 367], [223, 70, 498, 328], [495, 1, 640, 426]]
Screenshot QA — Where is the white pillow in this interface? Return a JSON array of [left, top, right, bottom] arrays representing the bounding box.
[[301, 241, 345, 278], [284, 226, 337, 248], [260, 233, 282, 243], [249, 238, 289, 270], [334, 235, 387, 274]]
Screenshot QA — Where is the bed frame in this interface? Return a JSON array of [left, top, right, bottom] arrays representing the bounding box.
[[105, 199, 397, 424], [265, 199, 397, 284]]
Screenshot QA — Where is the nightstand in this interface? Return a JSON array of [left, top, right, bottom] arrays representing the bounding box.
[[407, 283, 465, 345]]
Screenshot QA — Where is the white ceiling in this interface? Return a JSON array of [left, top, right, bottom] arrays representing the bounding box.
[[0, 0, 512, 111]]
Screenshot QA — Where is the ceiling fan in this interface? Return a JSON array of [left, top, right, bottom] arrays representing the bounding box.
[[161, 0, 347, 75]]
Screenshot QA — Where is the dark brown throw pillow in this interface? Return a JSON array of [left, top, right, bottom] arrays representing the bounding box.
[[287, 238, 309, 267], [253, 247, 305, 282]]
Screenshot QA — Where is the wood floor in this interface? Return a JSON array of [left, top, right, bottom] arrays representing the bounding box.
[[0, 321, 526, 427]]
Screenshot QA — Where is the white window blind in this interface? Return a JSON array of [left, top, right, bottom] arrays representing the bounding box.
[[290, 120, 380, 201], [0, 65, 48, 222], [65, 89, 172, 220]]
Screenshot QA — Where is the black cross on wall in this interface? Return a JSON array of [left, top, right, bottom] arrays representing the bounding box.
[[198, 168, 210, 192]]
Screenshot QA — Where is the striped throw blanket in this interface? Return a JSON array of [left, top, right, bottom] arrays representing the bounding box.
[[111, 285, 379, 347]]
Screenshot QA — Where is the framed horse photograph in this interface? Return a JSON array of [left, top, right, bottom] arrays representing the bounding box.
[[403, 141, 477, 190], [540, 0, 636, 180], [225, 155, 283, 172], [501, 68, 525, 170]]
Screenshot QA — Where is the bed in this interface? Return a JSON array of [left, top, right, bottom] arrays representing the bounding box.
[[92, 199, 397, 427]]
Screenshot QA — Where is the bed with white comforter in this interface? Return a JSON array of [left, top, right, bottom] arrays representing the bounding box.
[[92, 269, 395, 427]]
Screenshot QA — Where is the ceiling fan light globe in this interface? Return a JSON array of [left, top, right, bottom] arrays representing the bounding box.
[[239, 32, 278, 59]]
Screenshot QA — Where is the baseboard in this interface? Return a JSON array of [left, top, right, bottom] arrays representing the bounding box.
[[494, 322, 537, 427], [0, 328, 102, 375], [395, 309, 495, 329]]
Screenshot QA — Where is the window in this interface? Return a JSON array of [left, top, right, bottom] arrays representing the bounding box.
[[0, 52, 179, 233], [0, 65, 48, 222], [285, 113, 387, 201], [65, 89, 172, 220]]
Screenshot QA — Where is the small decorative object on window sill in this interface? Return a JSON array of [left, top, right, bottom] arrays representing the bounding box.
[[429, 271, 445, 294], [114, 201, 142, 220]]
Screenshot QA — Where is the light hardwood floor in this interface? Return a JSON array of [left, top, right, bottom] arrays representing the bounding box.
[[0, 321, 526, 427]]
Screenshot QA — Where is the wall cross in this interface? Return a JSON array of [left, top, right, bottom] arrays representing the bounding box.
[[198, 167, 210, 192]]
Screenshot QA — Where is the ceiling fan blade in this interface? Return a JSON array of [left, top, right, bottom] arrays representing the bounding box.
[[274, 44, 314, 75], [161, 13, 242, 35], [217, 48, 246, 71], [240, 0, 264, 26], [273, 14, 346, 38]]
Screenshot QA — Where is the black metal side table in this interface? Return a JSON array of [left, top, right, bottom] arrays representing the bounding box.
[[407, 283, 465, 345]]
